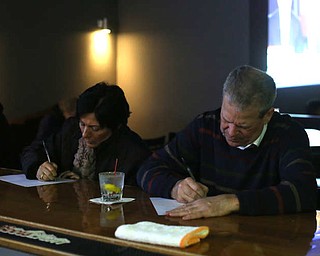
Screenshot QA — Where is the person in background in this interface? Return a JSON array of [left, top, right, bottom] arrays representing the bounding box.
[[33, 96, 77, 141], [306, 99, 320, 115], [21, 82, 151, 185], [0, 102, 12, 167], [137, 65, 316, 219]]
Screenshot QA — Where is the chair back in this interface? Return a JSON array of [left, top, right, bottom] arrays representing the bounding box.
[[143, 136, 166, 151]]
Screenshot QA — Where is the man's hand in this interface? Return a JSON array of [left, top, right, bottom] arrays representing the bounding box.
[[171, 177, 208, 203], [166, 194, 240, 220]]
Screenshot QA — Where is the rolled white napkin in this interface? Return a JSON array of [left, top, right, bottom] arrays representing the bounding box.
[[114, 221, 209, 248]]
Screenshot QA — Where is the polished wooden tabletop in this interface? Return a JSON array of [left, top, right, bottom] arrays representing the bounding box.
[[0, 168, 319, 256]]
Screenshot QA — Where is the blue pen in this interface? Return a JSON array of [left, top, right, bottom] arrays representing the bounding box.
[[180, 157, 196, 180]]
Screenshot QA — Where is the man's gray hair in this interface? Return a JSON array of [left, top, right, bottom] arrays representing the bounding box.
[[222, 65, 277, 117]]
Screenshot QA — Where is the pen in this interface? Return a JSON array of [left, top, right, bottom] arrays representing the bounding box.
[[42, 140, 61, 181], [180, 157, 196, 180], [42, 140, 51, 163]]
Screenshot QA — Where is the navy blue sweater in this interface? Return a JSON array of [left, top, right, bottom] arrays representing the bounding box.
[[137, 109, 317, 215]]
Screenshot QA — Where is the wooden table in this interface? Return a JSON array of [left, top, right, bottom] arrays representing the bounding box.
[[0, 168, 319, 256]]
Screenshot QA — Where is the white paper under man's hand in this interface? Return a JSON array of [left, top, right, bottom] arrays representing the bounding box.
[[150, 197, 185, 215]]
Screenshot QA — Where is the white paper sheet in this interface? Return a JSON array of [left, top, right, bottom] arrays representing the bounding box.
[[150, 197, 185, 215], [0, 174, 75, 187]]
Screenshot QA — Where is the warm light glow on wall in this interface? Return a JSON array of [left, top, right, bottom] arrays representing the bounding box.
[[91, 30, 110, 58], [88, 30, 112, 69]]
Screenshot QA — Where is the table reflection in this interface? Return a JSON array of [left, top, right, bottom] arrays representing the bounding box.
[[72, 179, 126, 231], [100, 204, 125, 228], [72, 179, 102, 232], [167, 212, 316, 256], [307, 211, 320, 256], [37, 185, 58, 212]]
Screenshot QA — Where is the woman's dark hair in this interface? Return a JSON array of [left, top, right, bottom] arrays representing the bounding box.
[[76, 82, 131, 130]]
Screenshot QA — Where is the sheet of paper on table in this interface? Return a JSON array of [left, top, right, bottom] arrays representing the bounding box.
[[0, 174, 75, 187], [150, 197, 185, 215]]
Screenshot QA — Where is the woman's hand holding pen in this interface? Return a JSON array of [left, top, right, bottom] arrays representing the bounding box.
[[171, 177, 208, 203], [37, 161, 58, 181]]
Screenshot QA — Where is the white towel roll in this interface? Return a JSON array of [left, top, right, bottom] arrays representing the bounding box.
[[115, 221, 209, 248]]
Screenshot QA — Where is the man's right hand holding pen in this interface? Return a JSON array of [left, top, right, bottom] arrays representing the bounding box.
[[169, 177, 240, 220], [169, 157, 239, 220], [172, 157, 209, 203], [171, 177, 208, 203]]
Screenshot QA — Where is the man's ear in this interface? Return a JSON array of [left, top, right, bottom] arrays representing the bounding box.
[[263, 108, 274, 124]]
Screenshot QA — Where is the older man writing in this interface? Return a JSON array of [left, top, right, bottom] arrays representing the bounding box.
[[137, 65, 316, 219]]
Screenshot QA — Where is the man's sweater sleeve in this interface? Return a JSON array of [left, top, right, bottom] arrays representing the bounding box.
[[136, 149, 181, 198]]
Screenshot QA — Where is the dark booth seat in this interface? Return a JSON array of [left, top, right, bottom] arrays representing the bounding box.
[[143, 136, 166, 151], [286, 113, 320, 130]]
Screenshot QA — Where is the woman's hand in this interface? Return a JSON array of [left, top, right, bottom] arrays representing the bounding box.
[[59, 171, 80, 180], [37, 185, 58, 203], [37, 161, 58, 181]]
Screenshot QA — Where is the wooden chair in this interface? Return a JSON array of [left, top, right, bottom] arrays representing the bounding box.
[[143, 136, 166, 151]]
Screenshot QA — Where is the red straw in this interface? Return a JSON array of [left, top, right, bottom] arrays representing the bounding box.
[[114, 158, 118, 175]]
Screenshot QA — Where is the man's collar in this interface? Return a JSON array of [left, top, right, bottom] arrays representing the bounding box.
[[237, 124, 268, 150]]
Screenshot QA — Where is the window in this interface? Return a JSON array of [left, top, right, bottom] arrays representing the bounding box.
[[267, 0, 320, 88]]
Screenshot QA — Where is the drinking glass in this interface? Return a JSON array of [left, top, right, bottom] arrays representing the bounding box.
[[99, 172, 125, 202]]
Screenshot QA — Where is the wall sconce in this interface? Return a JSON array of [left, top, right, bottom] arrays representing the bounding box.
[[97, 17, 111, 34]]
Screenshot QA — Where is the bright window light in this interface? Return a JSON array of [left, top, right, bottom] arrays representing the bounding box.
[[267, 0, 320, 88]]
